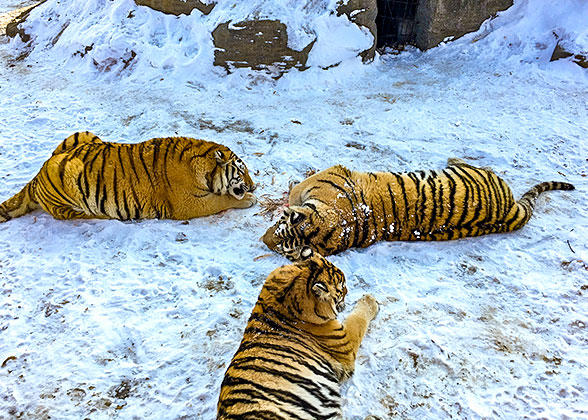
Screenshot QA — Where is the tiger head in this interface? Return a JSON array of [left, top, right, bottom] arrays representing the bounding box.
[[261, 253, 348, 324], [213, 150, 255, 200], [262, 205, 318, 260]]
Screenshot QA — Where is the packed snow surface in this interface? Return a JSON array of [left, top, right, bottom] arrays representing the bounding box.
[[0, 0, 587, 419]]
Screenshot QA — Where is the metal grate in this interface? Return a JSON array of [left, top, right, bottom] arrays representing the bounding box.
[[376, 0, 419, 48]]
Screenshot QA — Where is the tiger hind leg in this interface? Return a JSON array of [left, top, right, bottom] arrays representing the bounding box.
[[51, 131, 104, 156], [446, 157, 494, 173], [446, 157, 467, 167], [0, 181, 39, 222], [46, 206, 96, 220]]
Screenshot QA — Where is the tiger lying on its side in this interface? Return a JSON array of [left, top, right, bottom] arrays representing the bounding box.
[[262, 158, 575, 260], [0, 131, 256, 222], [217, 253, 379, 420]]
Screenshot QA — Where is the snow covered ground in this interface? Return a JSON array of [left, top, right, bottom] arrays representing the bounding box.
[[0, 0, 587, 419]]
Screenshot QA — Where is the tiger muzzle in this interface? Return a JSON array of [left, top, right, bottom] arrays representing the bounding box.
[[261, 223, 279, 250]]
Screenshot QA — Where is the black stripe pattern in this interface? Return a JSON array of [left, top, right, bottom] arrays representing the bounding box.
[[217, 256, 358, 420], [262, 162, 575, 259], [0, 132, 256, 222]]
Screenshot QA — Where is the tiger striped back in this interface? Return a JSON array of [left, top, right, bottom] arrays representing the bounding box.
[[262, 158, 575, 259], [0, 131, 256, 222], [217, 254, 379, 420]]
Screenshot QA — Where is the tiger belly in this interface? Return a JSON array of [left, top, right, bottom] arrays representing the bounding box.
[[372, 166, 518, 241], [352, 168, 514, 242], [35, 144, 169, 221]]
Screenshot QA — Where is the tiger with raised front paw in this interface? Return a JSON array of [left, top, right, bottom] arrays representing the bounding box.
[[217, 252, 379, 420]]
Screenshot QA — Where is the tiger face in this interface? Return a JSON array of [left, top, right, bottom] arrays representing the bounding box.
[[302, 256, 348, 320], [267, 253, 348, 323], [262, 205, 317, 260], [214, 150, 255, 200]]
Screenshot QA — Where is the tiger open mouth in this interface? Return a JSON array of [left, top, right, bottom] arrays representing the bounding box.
[[232, 186, 244, 197], [230, 181, 250, 200]]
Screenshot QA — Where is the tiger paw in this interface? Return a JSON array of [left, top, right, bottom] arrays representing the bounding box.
[[447, 157, 467, 167], [357, 294, 379, 321], [237, 192, 257, 208], [288, 179, 300, 192]]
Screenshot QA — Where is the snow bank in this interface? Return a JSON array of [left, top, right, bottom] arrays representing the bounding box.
[[436, 0, 588, 74], [10, 0, 371, 79], [9, 0, 588, 81]]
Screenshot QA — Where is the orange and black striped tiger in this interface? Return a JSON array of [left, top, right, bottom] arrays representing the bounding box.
[[262, 158, 575, 260], [217, 253, 379, 420], [0, 131, 256, 222]]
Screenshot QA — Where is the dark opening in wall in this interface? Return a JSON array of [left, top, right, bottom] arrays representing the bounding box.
[[376, 0, 419, 48]]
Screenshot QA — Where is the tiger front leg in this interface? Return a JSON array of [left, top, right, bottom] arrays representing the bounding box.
[[339, 294, 379, 378], [231, 192, 257, 209], [176, 192, 257, 219], [199, 191, 256, 214]]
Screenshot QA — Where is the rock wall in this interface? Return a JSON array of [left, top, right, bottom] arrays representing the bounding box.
[[134, 0, 214, 16], [212, 20, 315, 74], [211, 0, 378, 73], [5, 0, 523, 75]]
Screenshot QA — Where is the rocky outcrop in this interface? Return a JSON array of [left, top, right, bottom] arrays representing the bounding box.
[[336, 0, 378, 62], [415, 0, 513, 50], [134, 0, 214, 16], [212, 20, 315, 75], [5, 0, 47, 42], [550, 41, 588, 69]]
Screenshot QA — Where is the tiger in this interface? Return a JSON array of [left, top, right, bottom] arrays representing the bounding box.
[[0, 131, 257, 222], [217, 252, 379, 420], [262, 158, 575, 260]]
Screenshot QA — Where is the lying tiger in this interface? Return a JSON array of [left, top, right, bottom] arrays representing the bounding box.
[[217, 253, 379, 420], [262, 158, 575, 260], [0, 131, 256, 222]]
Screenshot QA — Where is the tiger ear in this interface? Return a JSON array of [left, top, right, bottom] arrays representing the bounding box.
[[312, 281, 328, 297], [289, 210, 306, 224], [300, 246, 313, 260], [215, 150, 228, 166]]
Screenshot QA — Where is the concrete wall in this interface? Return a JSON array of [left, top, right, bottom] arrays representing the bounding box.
[[415, 0, 513, 50]]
